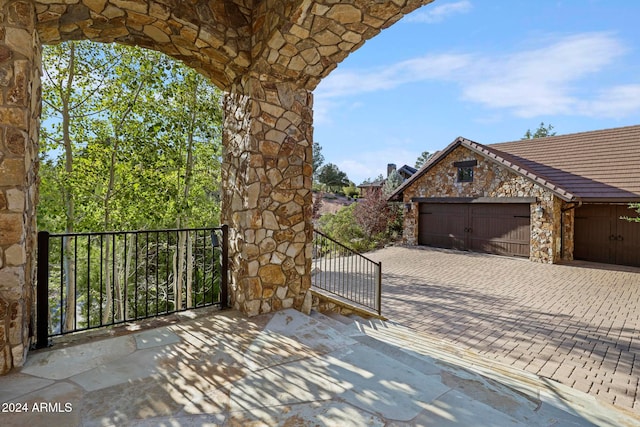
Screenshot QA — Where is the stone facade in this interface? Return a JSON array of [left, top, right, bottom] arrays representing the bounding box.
[[0, 0, 437, 372], [562, 208, 575, 261], [402, 145, 565, 263], [311, 291, 381, 320], [35, 0, 434, 92], [0, 0, 40, 373], [222, 74, 314, 316]]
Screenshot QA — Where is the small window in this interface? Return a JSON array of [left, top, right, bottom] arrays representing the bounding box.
[[457, 166, 474, 182]]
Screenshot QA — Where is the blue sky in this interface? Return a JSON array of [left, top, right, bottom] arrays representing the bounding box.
[[313, 0, 640, 185]]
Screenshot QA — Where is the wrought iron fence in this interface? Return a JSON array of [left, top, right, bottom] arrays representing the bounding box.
[[36, 225, 228, 348], [311, 229, 382, 314]]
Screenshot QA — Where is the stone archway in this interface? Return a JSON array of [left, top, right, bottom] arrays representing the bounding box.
[[0, 0, 434, 373]]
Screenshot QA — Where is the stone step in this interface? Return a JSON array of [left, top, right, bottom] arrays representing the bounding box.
[[331, 316, 637, 427], [309, 310, 365, 336]]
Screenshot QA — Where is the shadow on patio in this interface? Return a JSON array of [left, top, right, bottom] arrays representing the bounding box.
[[1, 306, 637, 426]]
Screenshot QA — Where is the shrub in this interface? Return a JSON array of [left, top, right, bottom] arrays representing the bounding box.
[[342, 184, 359, 199], [317, 204, 376, 252], [317, 193, 403, 252], [354, 188, 397, 238]]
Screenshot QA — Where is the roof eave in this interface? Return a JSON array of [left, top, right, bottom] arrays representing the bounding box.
[[460, 140, 576, 202], [577, 197, 640, 203], [387, 137, 466, 201]]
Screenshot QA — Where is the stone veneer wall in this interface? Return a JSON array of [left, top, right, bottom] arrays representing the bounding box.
[[0, 1, 40, 374], [311, 291, 380, 320], [35, 0, 253, 90], [0, 0, 437, 372], [222, 74, 313, 316], [403, 145, 562, 263], [561, 205, 575, 261]]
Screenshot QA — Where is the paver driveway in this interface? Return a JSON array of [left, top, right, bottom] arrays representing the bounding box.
[[366, 246, 640, 415]]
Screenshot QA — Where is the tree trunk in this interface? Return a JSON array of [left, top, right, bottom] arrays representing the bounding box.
[[123, 237, 135, 319], [176, 79, 199, 310], [62, 236, 76, 332], [173, 231, 186, 310], [100, 81, 146, 322], [186, 231, 193, 308], [62, 43, 76, 333], [114, 260, 123, 321], [102, 236, 112, 325]]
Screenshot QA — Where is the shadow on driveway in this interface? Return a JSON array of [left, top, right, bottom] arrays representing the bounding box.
[[368, 246, 640, 414]]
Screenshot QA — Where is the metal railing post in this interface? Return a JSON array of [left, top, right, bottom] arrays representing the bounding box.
[[220, 224, 229, 308], [36, 231, 50, 349], [376, 261, 382, 315]]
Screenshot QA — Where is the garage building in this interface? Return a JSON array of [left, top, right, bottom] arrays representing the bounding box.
[[389, 125, 640, 267]]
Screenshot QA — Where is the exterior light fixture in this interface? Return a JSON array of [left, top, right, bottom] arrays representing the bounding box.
[[404, 203, 412, 211], [535, 205, 544, 219]]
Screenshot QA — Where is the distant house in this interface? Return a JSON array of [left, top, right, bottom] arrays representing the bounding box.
[[389, 125, 640, 267], [358, 163, 417, 198]]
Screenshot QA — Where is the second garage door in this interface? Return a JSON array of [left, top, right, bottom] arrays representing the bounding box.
[[574, 204, 640, 267], [418, 203, 531, 257]]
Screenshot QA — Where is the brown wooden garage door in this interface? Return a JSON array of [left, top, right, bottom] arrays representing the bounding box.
[[574, 204, 640, 267], [418, 203, 530, 257]]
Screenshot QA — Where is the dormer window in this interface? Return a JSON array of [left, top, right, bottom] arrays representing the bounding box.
[[454, 160, 477, 183]]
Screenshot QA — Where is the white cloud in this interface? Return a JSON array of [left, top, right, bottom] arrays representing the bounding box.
[[461, 33, 628, 117], [316, 53, 472, 99], [315, 32, 639, 119], [578, 84, 640, 118], [314, 52, 472, 125], [405, 1, 473, 24]]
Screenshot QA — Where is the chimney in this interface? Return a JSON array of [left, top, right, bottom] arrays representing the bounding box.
[[387, 163, 396, 177]]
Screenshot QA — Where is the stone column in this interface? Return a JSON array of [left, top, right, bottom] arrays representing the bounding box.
[[0, 0, 40, 373], [222, 73, 313, 317]]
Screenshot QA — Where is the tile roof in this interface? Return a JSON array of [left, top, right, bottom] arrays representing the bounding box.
[[389, 124, 640, 202], [488, 125, 640, 201], [398, 165, 417, 176]]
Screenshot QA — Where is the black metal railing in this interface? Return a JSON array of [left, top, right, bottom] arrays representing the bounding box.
[[311, 229, 382, 314], [36, 225, 228, 348]]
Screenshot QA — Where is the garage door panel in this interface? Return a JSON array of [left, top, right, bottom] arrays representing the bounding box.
[[418, 205, 466, 249], [469, 238, 529, 257], [574, 206, 613, 263], [469, 205, 530, 257], [470, 205, 530, 240], [469, 223, 530, 256], [418, 203, 530, 257], [574, 204, 640, 267]]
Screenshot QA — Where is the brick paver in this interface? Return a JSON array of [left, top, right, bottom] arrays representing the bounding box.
[[367, 246, 640, 414]]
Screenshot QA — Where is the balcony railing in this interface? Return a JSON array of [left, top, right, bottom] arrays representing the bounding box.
[[36, 225, 228, 348], [311, 229, 382, 314]]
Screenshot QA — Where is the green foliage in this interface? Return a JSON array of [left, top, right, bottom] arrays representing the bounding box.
[[317, 204, 377, 252], [382, 170, 403, 196], [354, 188, 398, 238], [625, 203, 640, 222], [342, 183, 359, 198], [415, 151, 434, 169], [312, 182, 327, 192], [317, 163, 350, 192], [318, 188, 403, 252], [39, 41, 223, 233], [312, 142, 324, 181], [522, 122, 556, 139], [39, 41, 224, 330]]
